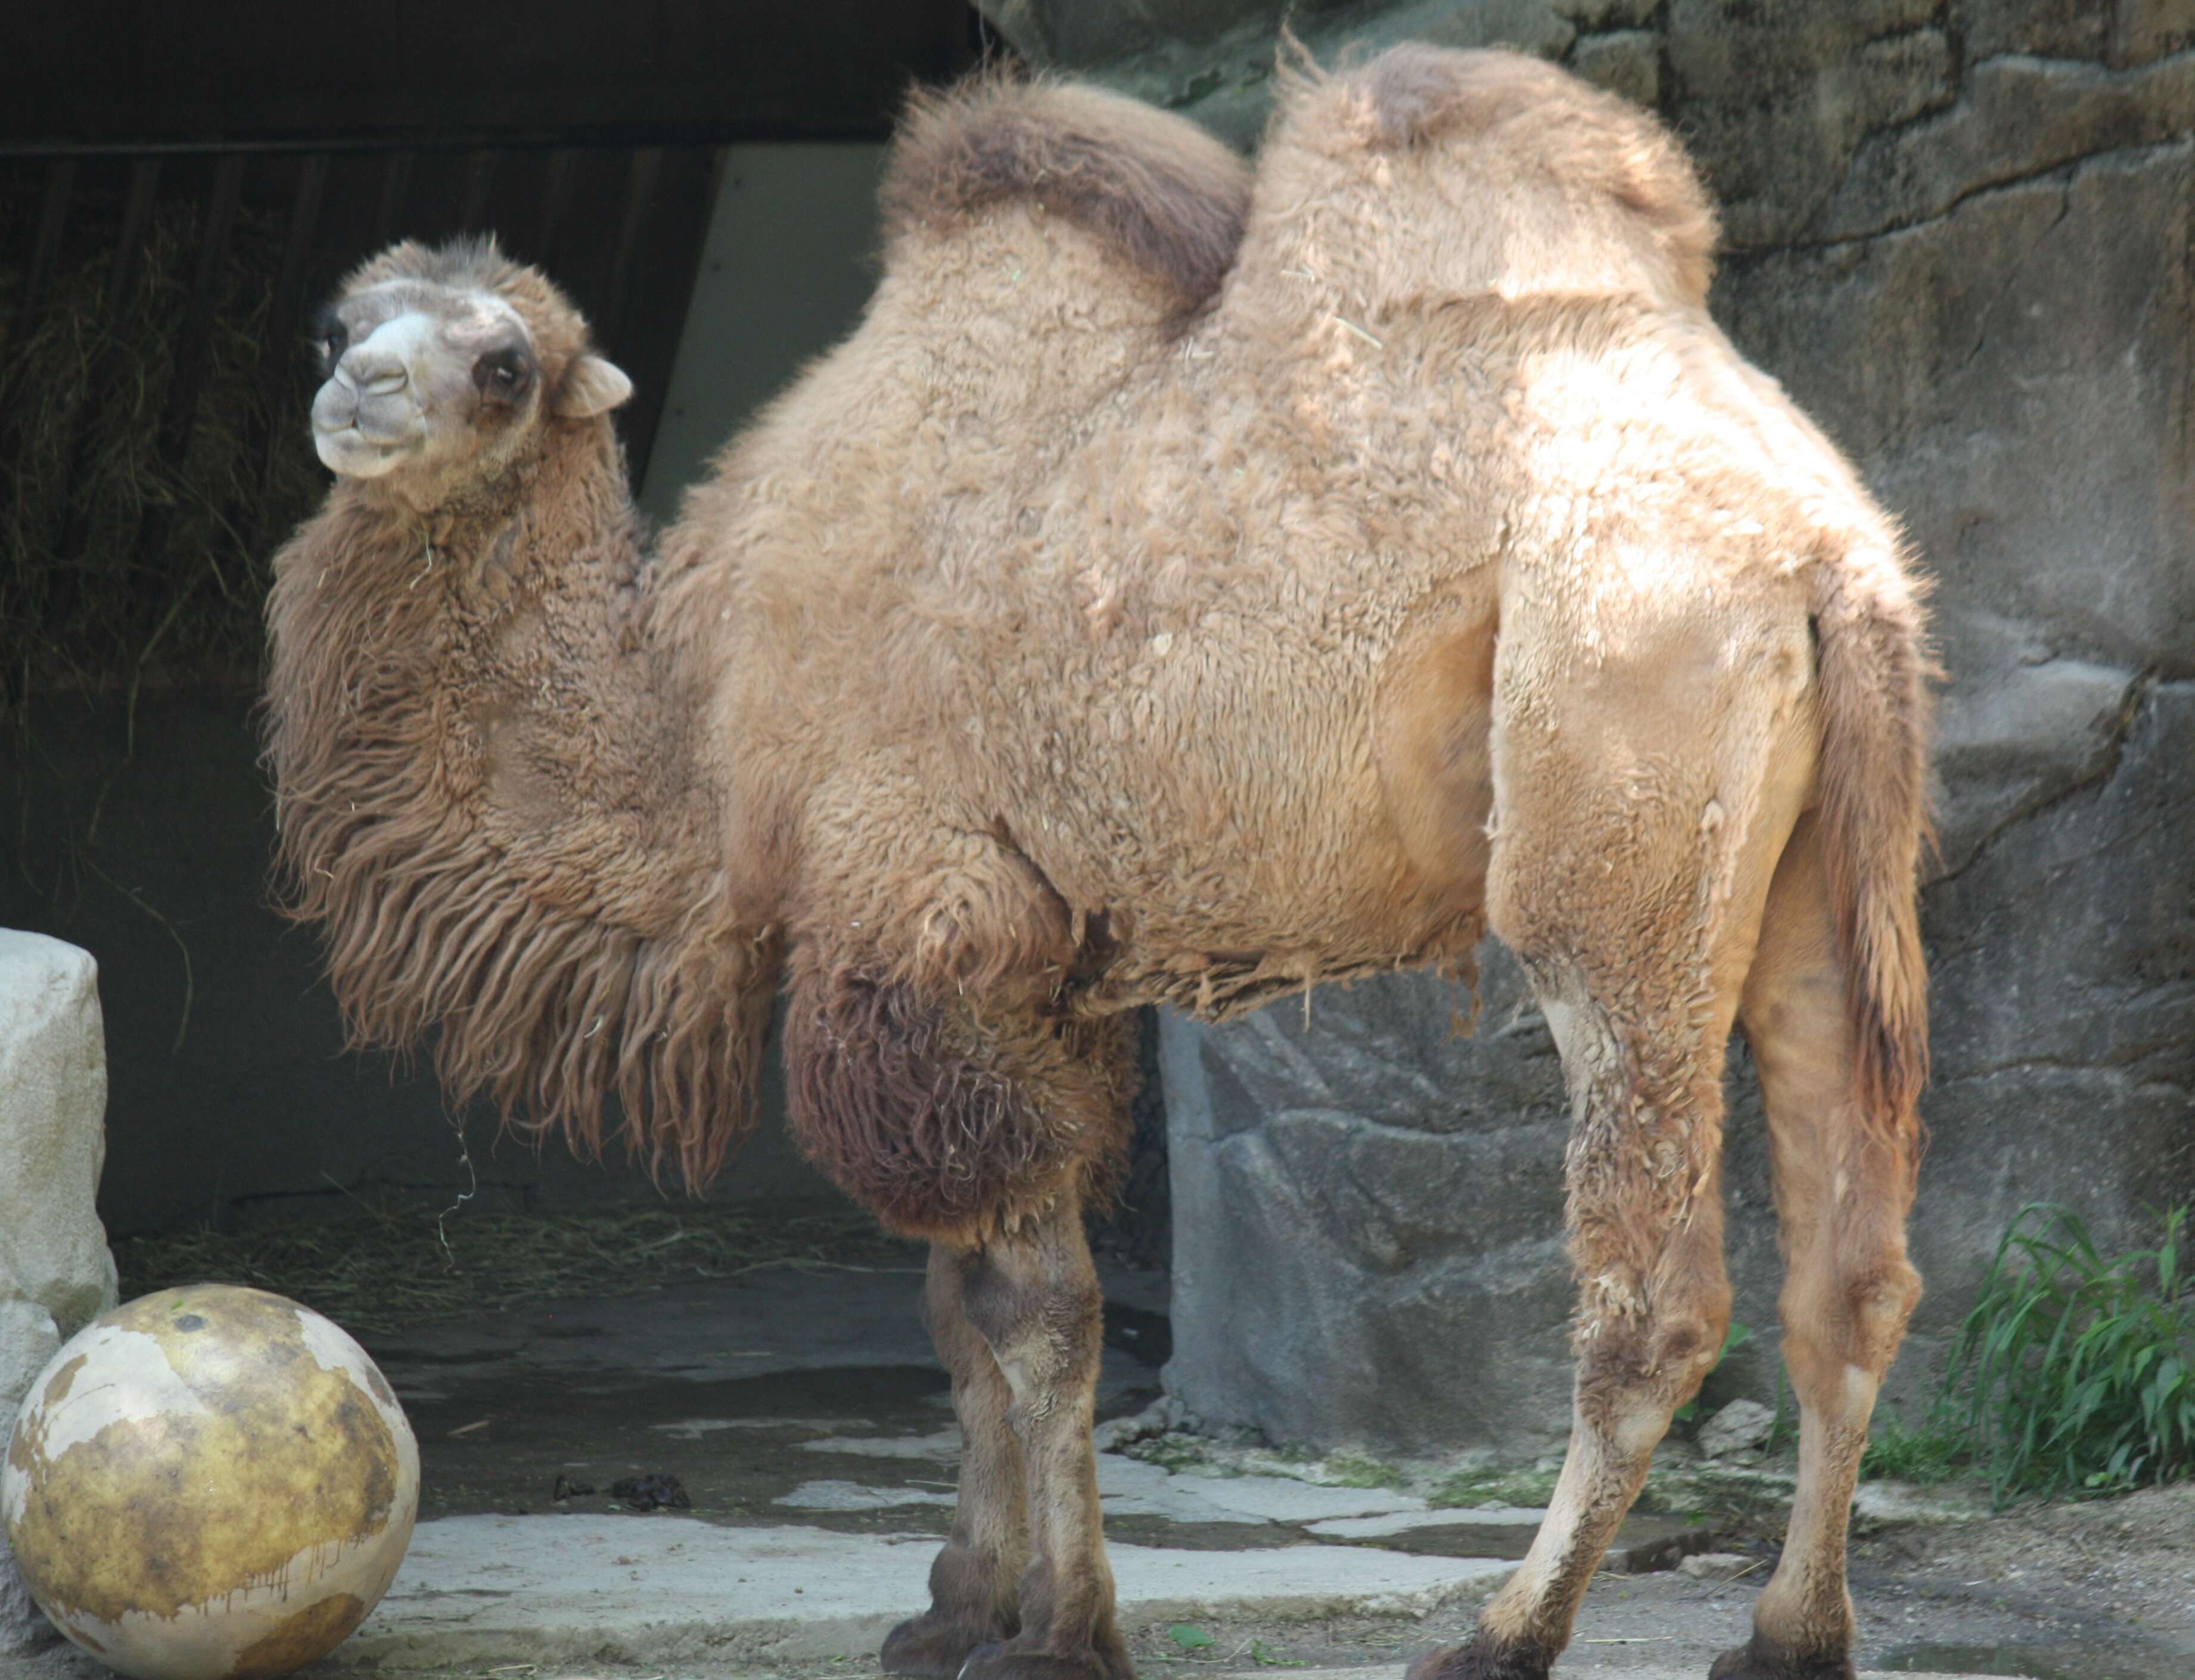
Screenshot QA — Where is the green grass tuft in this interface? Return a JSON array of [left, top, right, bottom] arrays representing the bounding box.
[[1427, 1463, 1562, 1509], [1858, 1417, 1969, 1485], [1935, 1202, 2195, 1505], [1319, 1451, 1408, 1491]]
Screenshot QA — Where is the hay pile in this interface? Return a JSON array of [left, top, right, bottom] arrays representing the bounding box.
[[0, 183, 325, 708]]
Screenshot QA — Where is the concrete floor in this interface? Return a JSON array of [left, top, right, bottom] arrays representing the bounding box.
[[2, 1261, 2166, 1680], [346, 1260, 1530, 1666]]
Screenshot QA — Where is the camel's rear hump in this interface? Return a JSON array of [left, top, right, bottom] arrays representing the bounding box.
[[1236, 46, 1718, 324]]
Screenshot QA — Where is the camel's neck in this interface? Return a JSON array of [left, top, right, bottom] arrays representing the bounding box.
[[269, 424, 713, 942], [263, 421, 769, 1185]]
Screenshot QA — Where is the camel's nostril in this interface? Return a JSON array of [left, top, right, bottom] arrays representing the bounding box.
[[359, 365, 409, 397]]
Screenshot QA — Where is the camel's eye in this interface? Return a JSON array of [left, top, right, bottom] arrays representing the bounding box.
[[474, 347, 533, 401], [310, 315, 347, 372]]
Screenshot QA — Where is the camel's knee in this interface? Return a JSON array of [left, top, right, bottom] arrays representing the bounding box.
[[1843, 1255, 1921, 1370], [1576, 1281, 1733, 1450], [1665, 1291, 1737, 1397], [1780, 1248, 1920, 1399]]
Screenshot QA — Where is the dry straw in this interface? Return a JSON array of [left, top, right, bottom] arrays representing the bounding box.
[[116, 1199, 924, 1336], [1, 191, 324, 713]]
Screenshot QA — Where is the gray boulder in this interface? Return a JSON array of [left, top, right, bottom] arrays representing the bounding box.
[[0, 931, 117, 1414], [1, 1536, 57, 1653], [1162, 956, 1578, 1460], [0, 929, 115, 1652], [1699, 1399, 1776, 1462]]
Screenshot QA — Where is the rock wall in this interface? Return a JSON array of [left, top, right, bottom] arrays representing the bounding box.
[[983, 0, 2195, 1457]]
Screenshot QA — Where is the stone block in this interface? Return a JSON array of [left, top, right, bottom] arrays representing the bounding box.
[[0, 930, 117, 1652], [0, 931, 117, 1421], [1162, 955, 1580, 1460], [1, 1532, 58, 1653], [1568, 29, 1660, 106], [1698, 1399, 1775, 1461]]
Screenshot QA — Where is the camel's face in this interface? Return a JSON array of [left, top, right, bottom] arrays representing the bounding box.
[[307, 276, 630, 496]]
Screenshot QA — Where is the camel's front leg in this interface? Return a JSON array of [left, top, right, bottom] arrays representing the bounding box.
[[884, 1243, 1031, 1677], [782, 960, 1136, 1680], [956, 1196, 1128, 1680]]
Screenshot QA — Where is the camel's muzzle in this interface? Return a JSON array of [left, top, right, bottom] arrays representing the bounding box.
[[312, 312, 441, 477]]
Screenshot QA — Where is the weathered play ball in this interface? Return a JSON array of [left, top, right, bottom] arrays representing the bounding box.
[[2, 1284, 418, 1680]]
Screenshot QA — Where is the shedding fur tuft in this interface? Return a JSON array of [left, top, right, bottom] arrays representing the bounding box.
[[880, 70, 1252, 310], [782, 969, 1056, 1240], [1811, 540, 1936, 1147]]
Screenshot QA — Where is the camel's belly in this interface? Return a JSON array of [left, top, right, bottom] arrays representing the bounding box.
[[1002, 592, 1498, 1019]]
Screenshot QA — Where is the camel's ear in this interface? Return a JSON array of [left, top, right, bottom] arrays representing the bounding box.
[[551, 353, 633, 418]]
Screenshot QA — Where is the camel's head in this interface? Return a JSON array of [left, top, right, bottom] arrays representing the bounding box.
[[308, 235, 632, 504]]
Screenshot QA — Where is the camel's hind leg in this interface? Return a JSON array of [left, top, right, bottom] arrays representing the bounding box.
[[1411, 592, 1818, 1680], [882, 1243, 1031, 1676], [1711, 813, 1922, 1680]]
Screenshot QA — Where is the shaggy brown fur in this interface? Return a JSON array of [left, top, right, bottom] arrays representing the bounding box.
[[266, 48, 1934, 1680], [781, 965, 1132, 1240], [265, 239, 775, 1187]]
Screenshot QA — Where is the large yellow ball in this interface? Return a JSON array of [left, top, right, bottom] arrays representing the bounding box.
[[2, 1284, 418, 1680]]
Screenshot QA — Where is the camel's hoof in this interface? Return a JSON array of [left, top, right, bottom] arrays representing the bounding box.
[[1706, 1635, 1856, 1680], [956, 1635, 1134, 1680], [1402, 1635, 1552, 1680], [882, 1611, 1015, 1679]]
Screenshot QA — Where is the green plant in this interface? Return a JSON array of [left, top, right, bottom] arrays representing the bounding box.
[[1858, 1416, 1967, 1485], [1427, 1460, 1561, 1509], [1320, 1450, 1407, 1491], [1936, 1202, 2195, 1504]]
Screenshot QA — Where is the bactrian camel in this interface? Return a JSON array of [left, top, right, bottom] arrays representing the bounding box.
[[266, 45, 1931, 1680]]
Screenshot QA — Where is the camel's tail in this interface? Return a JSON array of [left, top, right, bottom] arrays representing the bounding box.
[[1810, 537, 1935, 1145]]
